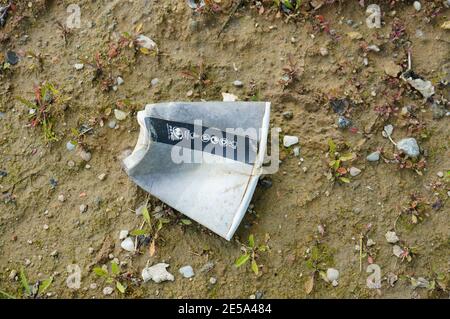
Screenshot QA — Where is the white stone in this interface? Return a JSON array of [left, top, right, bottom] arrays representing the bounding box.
[[114, 109, 128, 121], [222, 92, 238, 102], [393, 245, 404, 258], [74, 63, 84, 70], [58, 194, 65, 202], [385, 231, 399, 244], [119, 230, 129, 240], [97, 173, 107, 181], [142, 263, 174, 283], [120, 237, 135, 252], [413, 1, 421, 11], [349, 167, 362, 177], [396, 138, 420, 158], [283, 135, 299, 147], [179, 265, 195, 278], [117, 77, 124, 85], [103, 286, 114, 295], [326, 268, 339, 282], [136, 35, 157, 51]]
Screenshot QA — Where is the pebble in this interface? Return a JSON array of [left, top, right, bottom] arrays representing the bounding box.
[[50, 250, 58, 257], [120, 237, 135, 252], [384, 61, 402, 77], [413, 1, 421, 11], [43, 224, 49, 230], [68, 160, 75, 167], [383, 124, 394, 137], [24, 259, 31, 266], [200, 261, 215, 273], [233, 80, 243, 87], [66, 141, 76, 151], [437, 171, 444, 178], [142, 263, 174, 283], [385, 231, 399, 244], [151, 78, 160, 86], [367, 44, 380, 52], [393, 245, 404, 258], [349, 167, 362, 177], [293, 146, 300, 157], [89, 283, 97, 290], [326, 268, 339, 286], [6, 51, 19, 65], [119, 230, 129, 240], [337, 116, 351, 129], [97, 173, 107, 181], [108, 120, 117, 129], [88, 247, 94, 254], [58, 194, 65, 202], [103, 286, 114, 295], [74, 63, 84, 70], [396, 138, 420, 158], [79, 204, 88, 214], [186, 90, 193, 97], [79, 150, 92, 162], [114, 109, 128, 121], [282, 111, 293, 120], [367, 239, 376, 247], [283, 135, 299, 147], [9, 270, 17, 280], [319, 47, 329, 56], [116, 77, 124, 85], [209, 277, 217, 285], [136, 35, 157, 51], [179, 265, 195, 278], [367, 151, 380, 162]]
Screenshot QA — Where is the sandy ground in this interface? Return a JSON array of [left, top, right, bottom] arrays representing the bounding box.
[[0, 0, 449, 299]]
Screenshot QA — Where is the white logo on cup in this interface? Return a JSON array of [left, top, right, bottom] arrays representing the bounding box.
[[172, 127, 183, 140], [201, 134, 210, 142], [210, 136, 219, 144]]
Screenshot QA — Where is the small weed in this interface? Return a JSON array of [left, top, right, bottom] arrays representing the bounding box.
[[304, 242, 334, 294], [93, 261, 127, 294], [234, 234, 268, 276], [279, 53, 302, 89], [181, 60, 212, 88], [15, 267, 53, 299], [55, 21, 72, 46], [326, 139, 355, 184], [16, 82, 69, 142]]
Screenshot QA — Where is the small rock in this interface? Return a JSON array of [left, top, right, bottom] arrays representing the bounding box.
[[179, 265, 195, 278], [383, 124, 394, 137], [151, 78, 160, 86], [393, 245, 404, 257], [233, 80, 243, 87], [384, 61, 402, 77], [89, 283, 97, 290], [367, 239, 376, 247], [58, 194, 65, 202], [349, 167, 362, 177], [431, 103, 445, 119], [79, 150, 92, 162], [411, 277, 430, 289], [9, 270, 17, 280], [283, 135, 299, 147], [441, 21, 450, 30], [209, 277, 217, 285], [108, 120, 117, 129], [186, 90, 193, 97], [222, 92, 238, 102], [326, 268, 339, 283], [413, 1, 421, 11], [74, 63, 84, 70], [43, 224, 49, 230], [79, 204, 88, 214], [97, 173, 107, 181], [367, 151, 380, 162], [103, 286, 114, 295], [6, 51, 19, 65], [396, 138, 420, 158], [282, 111, 293, 120], [337, 116, 351, 129], [119, 230, 129, 240], [319, 47, 328, 56], [66, 141, 76, 151], [136, 35, 157, 51], [293, 146, 300, 157], [385, 231, 399, 243], [68, 160, 75, 167], [437, 171, 444, 178], [120, 237, 135, 252], [142, 263, 174, 283], [367, 45, 380, 52], [116, 77, 124, 85], [114, 109, 128, 121], [50, 250, 58, 257]]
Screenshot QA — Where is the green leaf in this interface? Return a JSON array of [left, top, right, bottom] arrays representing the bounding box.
[[38, 277, 53, 294], [159, 218, 171, 224], [339, 153, 355, 162], [16, 96, 36, 109], [328, 139, 336, 156], [181, 219, 192, 226], [251, 260, 259, 275], [142, 206, 151, 225], [19, 268, 31, 295], [248, 234, 255, 248], [0, 289, 16, 299], [258, 245, 267, 252], [116, 281, 126, 294], [283, 0, 294, 9], [129, 229, 147, 236], [235, 254, 250, 267], [339, 177, 351, 183], [111, 262, 120, 276], [93, 267, 108, 277]]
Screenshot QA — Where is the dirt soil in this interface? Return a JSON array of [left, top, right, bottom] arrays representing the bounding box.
[[0, 0, 449, 299]]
